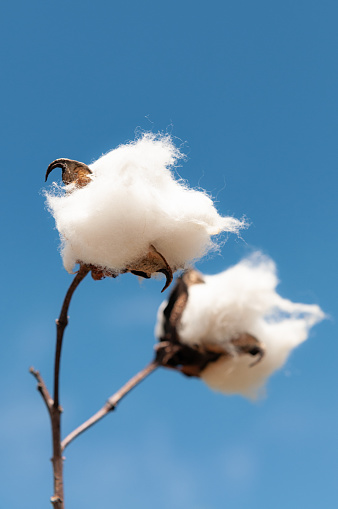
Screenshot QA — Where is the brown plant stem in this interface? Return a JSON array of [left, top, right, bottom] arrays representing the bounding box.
[[61, 359, 159, 451], [54, 265, 90, 408], [31, 265, 90, 509], [30, 367, 65, 509]]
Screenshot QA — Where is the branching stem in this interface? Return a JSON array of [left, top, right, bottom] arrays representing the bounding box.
[[31, 265, 90, 508], [31, 264, 159, 507]]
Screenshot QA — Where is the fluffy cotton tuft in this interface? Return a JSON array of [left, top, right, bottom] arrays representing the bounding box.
[[46, 133, 244, 277], [156, 253, 325, 398]]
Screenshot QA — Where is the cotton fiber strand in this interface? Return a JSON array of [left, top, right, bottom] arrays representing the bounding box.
[[159, 253, 325, 398], [46, 133, 244, 277]]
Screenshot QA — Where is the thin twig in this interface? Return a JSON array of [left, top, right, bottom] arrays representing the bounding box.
[[61, 359, 158, 451], [29, 367, 53, 415]]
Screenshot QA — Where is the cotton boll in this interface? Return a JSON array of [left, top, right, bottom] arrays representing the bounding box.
[[46, 133, 244, 285], [155, 254, 325, 398]]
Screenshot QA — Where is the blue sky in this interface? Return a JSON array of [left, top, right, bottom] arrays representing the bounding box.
[[1, 1, 337, 507]]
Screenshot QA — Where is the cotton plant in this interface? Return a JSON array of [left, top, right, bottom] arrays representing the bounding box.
[[155, 253, 325, 398], [45, 133, 244, 291], [31, 133, 324, 509], [33, 132, 248, 508]]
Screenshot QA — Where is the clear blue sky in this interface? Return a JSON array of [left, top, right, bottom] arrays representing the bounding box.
[[1, 1, 337, 508]]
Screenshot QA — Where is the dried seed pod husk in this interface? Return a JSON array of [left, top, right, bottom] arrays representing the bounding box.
[[81, 245, 173, 290], [45, 158, 92, 188], [156, 269, 265, 376], [126, 245, 173, 292]]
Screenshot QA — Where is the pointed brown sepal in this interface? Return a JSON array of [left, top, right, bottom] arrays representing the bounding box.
[[231, 332, 265, 366], [45, 158, 92, 188], [201, 333, 265, 367], [158, 268, 173, 293], [129, 270, 151, 279], [126, 245, 173, 292], [161, 268, 205, 343]]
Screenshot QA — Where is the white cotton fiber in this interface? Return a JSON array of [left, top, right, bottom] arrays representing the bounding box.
[[177, 253, 325, 398], [46, 133, 244, 277]]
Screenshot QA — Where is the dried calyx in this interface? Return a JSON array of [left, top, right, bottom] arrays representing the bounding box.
[[155, 269, 265, 376], [125, 245, 173, 292], [87, 245, 173, 292]]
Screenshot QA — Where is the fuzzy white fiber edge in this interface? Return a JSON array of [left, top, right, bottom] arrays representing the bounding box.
[[156, 253, 325, 399], [46, 133, 245, 275]]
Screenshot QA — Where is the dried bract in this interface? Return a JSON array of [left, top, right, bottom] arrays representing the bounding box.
[[45, 158, 92, 188], [125, 245, 173, 292]]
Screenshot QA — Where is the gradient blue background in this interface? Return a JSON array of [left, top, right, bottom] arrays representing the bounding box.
[[1, 1, 337, 507]]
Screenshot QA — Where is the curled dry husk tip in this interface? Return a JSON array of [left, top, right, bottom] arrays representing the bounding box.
[[45, 158, 93, 188]]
